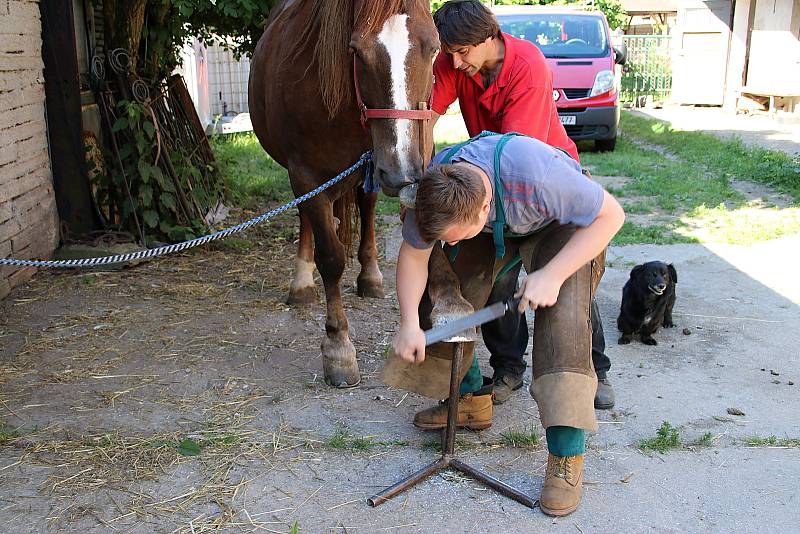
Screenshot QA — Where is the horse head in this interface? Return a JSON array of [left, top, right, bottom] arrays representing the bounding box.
[[349, 0, 439, 196]]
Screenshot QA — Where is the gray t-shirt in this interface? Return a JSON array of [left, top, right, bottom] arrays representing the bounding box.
[[402, 135, 605, 249]]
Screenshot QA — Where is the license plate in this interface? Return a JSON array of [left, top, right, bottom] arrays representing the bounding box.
[[560, 115, 576, 125]]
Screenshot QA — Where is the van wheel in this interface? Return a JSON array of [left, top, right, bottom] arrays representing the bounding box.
[[595, 137, 616, 151]]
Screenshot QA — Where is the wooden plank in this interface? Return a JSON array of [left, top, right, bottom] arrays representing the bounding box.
[[40, 0, 99, 236]]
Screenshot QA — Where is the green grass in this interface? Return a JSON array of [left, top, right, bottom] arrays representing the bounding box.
[[742, 435, 800, 448], [621, 113, 800, 202], [210, 132, 292, 207], [580, 113, 800, 245], [613, 222, 698, 246], [422, 438, 443, 452], [500, 426, 541, 448], [637, 421, 682, 453], [0, 422, 19, 445], [690, 432, 715, 448], [209, 112, 800, 246], [326, 428, 375, 451]]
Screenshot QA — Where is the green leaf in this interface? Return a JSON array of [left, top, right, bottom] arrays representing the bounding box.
[[138, 160, 152, 183], [152, 166, 172, 190], [141, 185, 153, 207], [112, 117, 129, 132], [177, 438, 201, 456], [160, 192, 177, 212], [290, 521, 300, 534], [143, 121, 156, 139], [118, 144, 134, 160], [143, 210, 159, 228]]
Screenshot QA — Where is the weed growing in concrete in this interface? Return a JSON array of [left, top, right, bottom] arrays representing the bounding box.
[[500, 427, 541, 448], [326, 428, 375, 451], [743, 435, 800, 448], [690, 432, 715, 447], [422, 439, 442, 452], [0, 421, 19, 445], [638, 421, 682, 453]]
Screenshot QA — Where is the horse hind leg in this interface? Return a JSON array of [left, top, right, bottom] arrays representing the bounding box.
[[356, 187, 384, 298], [287, 210, 318, 305], [302, 198, 360, 388]]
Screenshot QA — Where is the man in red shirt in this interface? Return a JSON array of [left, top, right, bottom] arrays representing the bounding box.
[[430, 4, 578, 160], [409, 0, 614, 516]]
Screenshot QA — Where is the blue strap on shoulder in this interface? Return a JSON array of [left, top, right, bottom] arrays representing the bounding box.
[[441, 130, 527, 259]]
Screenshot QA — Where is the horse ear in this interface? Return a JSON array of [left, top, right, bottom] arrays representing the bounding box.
[[630, 264, 645, 279], [668, 264, 677, 284]]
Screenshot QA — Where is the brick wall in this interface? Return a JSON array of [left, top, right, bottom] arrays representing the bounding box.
[[0, 0, 59, 299]]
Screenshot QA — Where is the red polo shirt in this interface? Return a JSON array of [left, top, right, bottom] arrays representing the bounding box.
[[432, 32, 579, 162]]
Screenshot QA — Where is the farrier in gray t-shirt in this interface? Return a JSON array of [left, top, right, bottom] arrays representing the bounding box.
[[402, 135, 605, 249]]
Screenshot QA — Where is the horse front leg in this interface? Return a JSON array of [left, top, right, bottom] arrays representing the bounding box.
[[425, 245, 475, 329], [355, 187, 384, 298], [302, 198, 360, 388], [287, 209, 317, 305], [422, 234, 501, 330]]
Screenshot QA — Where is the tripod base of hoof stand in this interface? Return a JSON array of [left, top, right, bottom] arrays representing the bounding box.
[[368, 342, 536, 509]]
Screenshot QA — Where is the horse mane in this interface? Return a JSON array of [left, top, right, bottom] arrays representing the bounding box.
[[292, 0, 406, 118]]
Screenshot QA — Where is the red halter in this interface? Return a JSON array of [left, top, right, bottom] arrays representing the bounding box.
[[353, 59, 432, 129]]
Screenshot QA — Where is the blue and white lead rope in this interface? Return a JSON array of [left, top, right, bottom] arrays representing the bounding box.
[[0, 151, 372, 269]]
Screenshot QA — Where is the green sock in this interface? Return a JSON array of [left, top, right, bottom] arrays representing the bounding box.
[[458, 354, 483, 396], [546, 426, 585, 457]]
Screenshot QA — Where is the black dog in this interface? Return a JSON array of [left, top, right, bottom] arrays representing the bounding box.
[[617, 261, 677, 345]]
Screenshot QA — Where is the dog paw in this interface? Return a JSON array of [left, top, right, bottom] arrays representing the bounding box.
[[642, 337, 658, 346], [663, 320, 675, 328], [618, 336, 631, 345]]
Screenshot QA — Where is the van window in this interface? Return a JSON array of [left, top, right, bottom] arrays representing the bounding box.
[[497, 14, 609, 59]]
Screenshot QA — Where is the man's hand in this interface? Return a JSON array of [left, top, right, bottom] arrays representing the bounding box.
[[393, 323, 427, 364], [515, 269, 562, 312]]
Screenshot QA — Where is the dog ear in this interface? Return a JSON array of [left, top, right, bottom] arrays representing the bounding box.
[[630, 264, 645, 280], [668, 264, 677, 284]]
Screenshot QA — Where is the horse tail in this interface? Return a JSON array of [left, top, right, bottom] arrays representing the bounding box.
[[334, 186, 358, 262]]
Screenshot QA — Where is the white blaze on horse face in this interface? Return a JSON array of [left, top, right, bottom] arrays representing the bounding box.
[[378, 14, 412, 177]]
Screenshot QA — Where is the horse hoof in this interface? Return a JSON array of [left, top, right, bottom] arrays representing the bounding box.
[[322, 334, 361, 388], [287, 286, 317, 305], [430, 299, 474, 327], [324, 373, 361, 388], [357, 277, 385, 298]]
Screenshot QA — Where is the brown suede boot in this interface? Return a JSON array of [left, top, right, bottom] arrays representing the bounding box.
[[539, 453, 584, 516], [412, 393, 493, 430]]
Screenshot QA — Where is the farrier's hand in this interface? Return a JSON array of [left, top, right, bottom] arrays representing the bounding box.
[[515, 270, 562, 312], [393, 323, 427, 364]]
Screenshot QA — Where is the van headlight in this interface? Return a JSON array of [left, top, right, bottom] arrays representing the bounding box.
[[590, 70, 615, 97]]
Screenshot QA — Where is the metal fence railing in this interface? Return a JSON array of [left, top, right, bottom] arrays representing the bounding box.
[[620, 35, 672, 105]]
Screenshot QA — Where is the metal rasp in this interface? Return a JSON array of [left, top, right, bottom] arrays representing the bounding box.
[[424, 297, 522, 346]]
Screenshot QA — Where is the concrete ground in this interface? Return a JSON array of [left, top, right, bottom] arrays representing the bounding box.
[[374, 226, 800, 533]]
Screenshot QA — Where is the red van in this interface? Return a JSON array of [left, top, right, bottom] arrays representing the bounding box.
[[494, 6, 626, 151]]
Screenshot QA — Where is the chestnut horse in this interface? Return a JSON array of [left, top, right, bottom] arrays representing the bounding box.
[[249, 0, 439, 387]]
